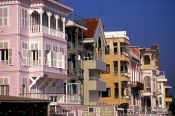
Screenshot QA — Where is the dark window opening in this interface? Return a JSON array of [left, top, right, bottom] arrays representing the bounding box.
[[114, 83, 119, 98], [101, 88, 111, 97], [105, 45, 110, 54], [113, 42, 118, 55], [114, 61, 118, 76], [0, 49, 8, 60], [32, 50, 38, 61], [144, 55, 151, 65]]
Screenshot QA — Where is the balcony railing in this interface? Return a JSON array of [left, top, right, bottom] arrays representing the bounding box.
[[0, 60, 8, 66], [121, 71, 130, 77], [30, 25, 64, 38], [20, 93, 81, 104], [89, 77, 99, 81]]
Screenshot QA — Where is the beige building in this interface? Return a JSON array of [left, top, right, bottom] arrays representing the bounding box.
[[82, 18, 106, 105]]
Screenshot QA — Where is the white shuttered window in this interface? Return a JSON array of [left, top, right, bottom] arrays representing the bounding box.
[[0, 7, 8, 26]]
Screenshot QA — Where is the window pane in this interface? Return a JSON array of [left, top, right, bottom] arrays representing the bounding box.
[[25, 10, 27, 18], [3, 8, 7, 17], [4, 18, 7, 26], [0, 9, 2, 17], [0, 18, 2, 26], [22, 9, 24, 17]]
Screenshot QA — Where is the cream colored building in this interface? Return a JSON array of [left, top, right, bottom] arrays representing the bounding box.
[[82, 18, 106, 105], [140, 45, 161, 110]]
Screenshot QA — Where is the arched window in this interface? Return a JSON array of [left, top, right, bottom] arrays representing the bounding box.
[[98, 38, 101, 51], [144, 55, 151, 65], [42, 12, 48, 27], [58, 18, 63, 32], [50, 15, 56, 29], [31, 11, 40, 25]]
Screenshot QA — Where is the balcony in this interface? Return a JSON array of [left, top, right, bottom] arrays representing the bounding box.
[[30, 25, 64, 38], [87, 77, 106, 91], [0, 60, 8, 67], [20, 93, 81, 105], [131, 81, 144, 90], [121, 71, 130, 81], [83, 57, 106, 71]]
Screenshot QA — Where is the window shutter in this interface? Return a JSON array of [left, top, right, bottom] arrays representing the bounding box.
[[64, 55, 67, 69], [51, 52, 54, 67], [47, 51, 52, 67], [23, 49, 27, 65], [4, 42, 8, 49], [38, 50, 42, 65], [3, 78, 8, 84], [31, 44, 35, 50], [0, 42, 3, 49], [22, 42, 28, 65], [0, 78, 3, 85], [57, 52, 62, 68], [8, 49, 12, 65], [62, 55, 65, 69], [53, 52, 57, 67], [30, 51, 33, 66], [27, 50, 31, 66]]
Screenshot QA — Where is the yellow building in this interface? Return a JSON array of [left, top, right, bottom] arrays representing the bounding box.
[[99, 31, 130, 105]]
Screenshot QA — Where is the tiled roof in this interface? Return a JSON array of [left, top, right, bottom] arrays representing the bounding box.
[[83, 18, 99, 38]]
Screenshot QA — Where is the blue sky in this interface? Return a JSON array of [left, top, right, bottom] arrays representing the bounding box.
[[61, 0, 175, 97]]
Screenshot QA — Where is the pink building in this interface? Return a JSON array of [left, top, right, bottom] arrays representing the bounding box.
[[0, 0, 80, 114], [129, 46, 144, 110]]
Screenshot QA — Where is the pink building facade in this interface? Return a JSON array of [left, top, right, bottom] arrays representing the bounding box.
[[0, 0, 80, 104], [129, 46, 144, 109]]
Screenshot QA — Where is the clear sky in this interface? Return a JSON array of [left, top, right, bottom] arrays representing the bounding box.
[[61, 0, 175, 97]]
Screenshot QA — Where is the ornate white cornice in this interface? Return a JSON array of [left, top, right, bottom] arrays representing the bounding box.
[[0, 0, 20, 5]]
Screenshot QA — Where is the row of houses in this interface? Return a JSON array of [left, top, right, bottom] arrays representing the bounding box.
[[0, 0, 172, 115]]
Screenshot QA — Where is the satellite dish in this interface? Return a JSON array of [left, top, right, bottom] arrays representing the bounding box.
[[156, 70, 160, 76]]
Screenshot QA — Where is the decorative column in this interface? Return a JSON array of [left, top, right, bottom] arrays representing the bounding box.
[[38, 9, 44, 33], [37, 9, 44, 33], [47, 12, 52, 34], [28, 10, 34, 34], [62, 17, 66, 39], [55, 15, 59, 37]]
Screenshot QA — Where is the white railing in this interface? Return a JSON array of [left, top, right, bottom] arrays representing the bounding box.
[[89, 77, 99, 80], [30, 25, 40, 34], [121, 71, 130, 77], [42, 26, 49, 34], [30, 25, 64, 38], [20, 93, 81, 104]]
